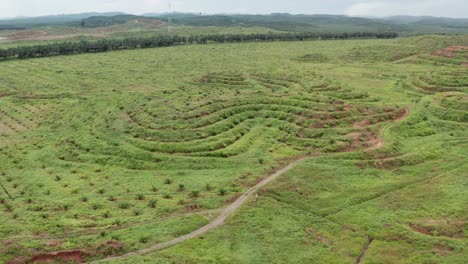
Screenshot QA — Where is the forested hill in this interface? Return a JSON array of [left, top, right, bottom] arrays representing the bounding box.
[[154, 13, 402, 33], [1, 13, 468, 35], [149, 13, 468, 34], [80, 13, 468, 34]]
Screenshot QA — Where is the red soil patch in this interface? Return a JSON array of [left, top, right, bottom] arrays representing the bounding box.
[[44, 240, 61, 247], [343, 104, 353, 111], [344, 130, 382, 152], [305, 228, 333, 246], [365, 135, 383, 151], [96, 240, 123, 256], [130, 18, 167, 28], [409, 224, 432, 236], [353, 119, 371, 128], [356, 162, 366, 169], [310, 122, 324, 128], [373, 158, 404, 170], [434, 244, 454, 256], [433, 46, 468, 58], [6, 257, 29, 264], [351, 109, 409, 162], [95, 27, 115, 33], [7, 30, 47, 40], [29, 250, 86, 264], [7, 240, 124, 264], [462, 62, 468, 68], [395, 109, 409, 121], [185, 204, 201, 211], [322, 114, 336, 121], [1, 240, 17, 254]]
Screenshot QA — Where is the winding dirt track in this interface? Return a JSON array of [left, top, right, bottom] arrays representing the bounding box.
[[90, 158, 307, 263], [90, 109, 410, 263]]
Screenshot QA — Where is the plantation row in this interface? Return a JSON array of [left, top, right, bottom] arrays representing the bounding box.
[[402, 70, 468, 95], [439, 93, 468, 111], [0, 31, 398, 60], [0, 102, 51, 135], [128, 103, 386, 139], [428, 93, 468, 122], [119, 102, 403, 157]]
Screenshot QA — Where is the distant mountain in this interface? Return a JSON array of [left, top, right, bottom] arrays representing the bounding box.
[[143, 12, 201, 17], [0, 12, 126, 27], [156, 13, 406, 33], [384, 16, 468, 29], [155, 13, 468, 34], [1, 13, 468, 35]]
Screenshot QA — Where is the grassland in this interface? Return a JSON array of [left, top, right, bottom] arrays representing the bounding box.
[[0, 35, 466, 263]]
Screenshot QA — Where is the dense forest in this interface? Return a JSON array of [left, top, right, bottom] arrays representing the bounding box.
[[0, 31, 398, 60]]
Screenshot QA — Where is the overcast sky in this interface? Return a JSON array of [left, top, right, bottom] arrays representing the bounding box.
[[1, 0, 467, 19]]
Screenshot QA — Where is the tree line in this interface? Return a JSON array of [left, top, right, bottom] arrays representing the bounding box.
[[0, 32, 398, 61]]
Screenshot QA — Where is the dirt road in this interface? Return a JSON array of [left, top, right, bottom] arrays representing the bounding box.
[[90, 157, 307, 263]]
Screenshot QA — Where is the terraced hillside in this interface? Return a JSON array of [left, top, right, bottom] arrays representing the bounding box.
[[0, 35, 467, 263]]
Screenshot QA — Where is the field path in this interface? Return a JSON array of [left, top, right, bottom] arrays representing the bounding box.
[[90, 157, 307, 263], [90, 109, 410, 263]]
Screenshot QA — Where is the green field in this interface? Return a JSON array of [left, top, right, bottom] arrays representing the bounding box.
[[0, 35, 467, 263]]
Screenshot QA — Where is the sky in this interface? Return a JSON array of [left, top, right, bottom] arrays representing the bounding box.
[[1, 0, 467, 19]]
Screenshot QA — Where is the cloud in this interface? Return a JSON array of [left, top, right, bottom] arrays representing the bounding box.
[[345, 0, 468, 18]]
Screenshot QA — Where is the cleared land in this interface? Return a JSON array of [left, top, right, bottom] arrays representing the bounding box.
[[0, 35, 466, 263]]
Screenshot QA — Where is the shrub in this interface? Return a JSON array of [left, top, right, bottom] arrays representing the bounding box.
[[139, 236, 150, 243], [178, 184, 185, 192], [4, 203, 13, 212], [118, 202, 131, 209], [218, 188, 227, 196], [164, 179, 173, 184], [148, 199, 157, 208], [190, 190, 200, 198]]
